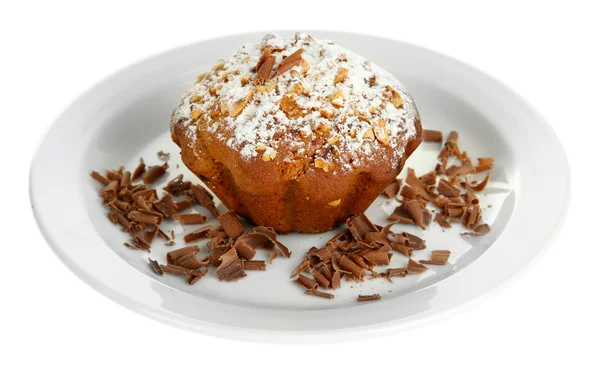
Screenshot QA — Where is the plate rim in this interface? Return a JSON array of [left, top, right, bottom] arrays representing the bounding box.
[[29, 29, 571, 343]]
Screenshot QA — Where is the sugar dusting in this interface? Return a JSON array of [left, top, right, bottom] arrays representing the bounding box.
[[171, 33, 419, 172]]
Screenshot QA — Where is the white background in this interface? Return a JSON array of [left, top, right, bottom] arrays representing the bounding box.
[[1, 0, 598, 365]]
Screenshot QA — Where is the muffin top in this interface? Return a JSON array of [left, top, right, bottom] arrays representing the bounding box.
[[171, 33, 420, 173]]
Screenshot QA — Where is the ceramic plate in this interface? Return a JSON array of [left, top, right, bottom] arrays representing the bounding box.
[[30, 31, 569, 342]]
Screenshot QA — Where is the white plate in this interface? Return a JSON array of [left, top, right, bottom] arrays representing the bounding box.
[[30, 31, 569, 343]]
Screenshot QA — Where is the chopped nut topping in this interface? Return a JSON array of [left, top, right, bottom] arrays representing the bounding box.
[[256, 82, 276, 93], [320, 108, 335, 119], [262, 147, 277, 161], [371, 119, 389, 145], [190, 108, 201, 120], [328, 199, 341, 207], [363, 128, 375, 140], [314, 157, 334, 172], [329, 89, 345, 107], [195, 72, 207, 83], [334, 67, 349, 84], [240, 74, 250, 86], [229, 88, 254, 117], [385, 85, 404, 108], [300, 59, 310, 74], [327, 135, 339, 145]]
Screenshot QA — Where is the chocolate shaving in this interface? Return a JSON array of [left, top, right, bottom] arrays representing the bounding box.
[[166, 245, 200, 264], [90, 171, 110, 185], [363, 251, 391, 266], [307, 247, 332, 265], [388, 205, 414, 224], [172, 213, 206, 225], [253, 226, 290, 256], [305, 290, 334, 299], [175, 252, 205, 269], [143, 163, 168, 184], [461, 223, 491, 236], [268, 249, 278, 264], [423, 208, 432, 227], [445, 160, 476, 176], [209, 251, 225, 267], [160, 264, 194, 276], [273, 48, 305, 77], [153, 194, 178, 218], [101, 181, 119, 203], [346, 213, 378, 241], [216, 248, 246, 281], [382, 181, 400, 198], [423, 129, 443, 142], [464, 190, 479, 205], [446, 203, 465, 217], [330, 271, 341, 289], [105, 170, 122, 181], [132, 235, 150, 251], [349, 253, 370, 269], [357, 294, 381, 302], [364, 231, 391, 246], [183, 226, 214, 243], [447, 131, 459, 144], [434, 212, 452, 228], [113, 200, 130, 211], [400, 185, 417, 200], [163, 174, 191, 196], [173, 198, 194, 212], [187, 184, 219, 218], [326, 229, 352, 251], [107, 212, 118, 224], [290, 259, 309, 278], [243, 260, 266, 271], [294, 274, 318, 290], [157, 228, 170, 241], [235, 232, 273, 250], [385, 268, 407, 281], [406, 200, 426, 230], [466, 173, 491, 192], [407, 259, 428, 274], [131, 159, 146, 181], [311, 268, 331, 288], [187, 268, 208, 285], [420, 250, 451, 265], [461, 204, 481, 229], [206, 232, 229, 250], [255, 47, 272, 73], [339, 255, 365, 278], [157, 150, 170, 159], [149, 258, 163, 276], [128, 210, 162, 226], [419, 171, 437, 185], [438, 179, 461, 198], [234, 240, 256, 260], [390, 241, 413, 257], [402, 233, 426, 250], [405, 168, 433, 201], [475, 157, 494, 172], [255, 55, 275, 85], [131, 189, 156, 202]]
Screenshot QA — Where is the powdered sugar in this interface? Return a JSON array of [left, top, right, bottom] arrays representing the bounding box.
[[171, 33, 419, 172]]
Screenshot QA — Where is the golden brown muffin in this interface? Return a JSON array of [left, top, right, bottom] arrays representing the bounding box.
[[171, 33, 422, 233]]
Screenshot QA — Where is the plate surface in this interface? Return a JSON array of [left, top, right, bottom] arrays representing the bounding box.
[[30, 31, 569, 342]]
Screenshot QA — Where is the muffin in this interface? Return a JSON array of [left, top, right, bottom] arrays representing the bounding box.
[[171, 33, 422, 233]]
